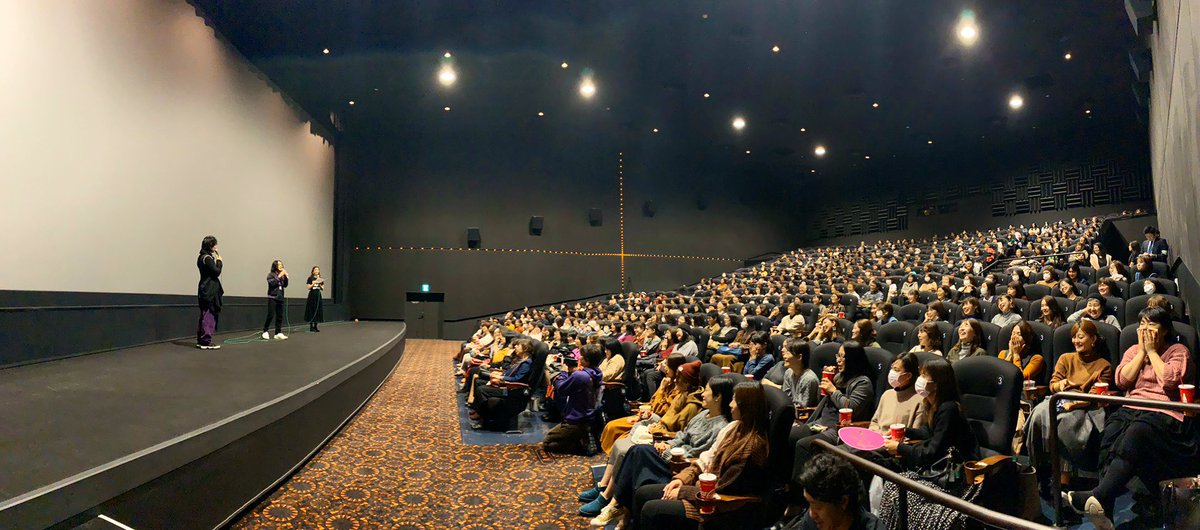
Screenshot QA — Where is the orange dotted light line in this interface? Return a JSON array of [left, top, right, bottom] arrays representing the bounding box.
[[350, 246, 740, 261], [618, 151, 626, 293]]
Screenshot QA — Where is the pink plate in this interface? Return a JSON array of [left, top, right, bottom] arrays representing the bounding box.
[[838, 426, 885, 451]]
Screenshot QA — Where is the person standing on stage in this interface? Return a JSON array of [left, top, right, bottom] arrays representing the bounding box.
[[304, 266, 325, 332], [196, 236, 223, 349], [261, 260, 289, 340]]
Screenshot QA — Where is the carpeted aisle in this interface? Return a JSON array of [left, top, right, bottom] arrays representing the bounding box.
[[232, 339, 601, 529]]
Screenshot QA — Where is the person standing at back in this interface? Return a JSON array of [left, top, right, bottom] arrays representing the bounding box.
[[304, 266, 325, 332], [196, 236, 223, 350], [262, 260, 289, 340]]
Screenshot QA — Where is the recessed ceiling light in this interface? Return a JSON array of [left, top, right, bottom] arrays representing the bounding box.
[[348, 100, 355, 106], [745, 150, 751, 154], [956, 10, 979, 46], [800, 127, 807, 132], [811, 169, 816, 173], [561, 62, 569, 69], [444, 51, 452, 58], [814, 145, 827, 156], [702, 13, 709, 19], [579, 78, 596, 98], [438, 65, 457, 86], [1085, 109, 1092, 114], [772, 45, 781, 53], [732, 116, 746, 131], [872, 102, 880, 108], [443, 106, 450, 111], [864, 155, 871, 159], [537, 111, 545, 116], [927, 140, 934, 144], [703, 92, 710, 98], [652, 128, 659, 133], [1064, 52, 1072, 60], [322, 48, 330, 55], [1009, 93, 1024, 110]]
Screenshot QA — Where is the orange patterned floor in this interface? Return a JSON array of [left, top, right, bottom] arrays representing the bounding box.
[[232, 338, 601, 529]]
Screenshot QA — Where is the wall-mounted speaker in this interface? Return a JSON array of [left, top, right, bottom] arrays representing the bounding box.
[[467, 227, 481, 248], [529, 216, 544, 236], [642, 201, 656, 217], [1124, 0, 1155, 36], [588, 208, 602, 227]]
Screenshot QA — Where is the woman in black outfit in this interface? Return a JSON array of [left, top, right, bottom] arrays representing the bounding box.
[[196, 236, 223, 349], [262, 260, 289, 340], [304, 266, 325, 332], [879, 357, 978, 469]]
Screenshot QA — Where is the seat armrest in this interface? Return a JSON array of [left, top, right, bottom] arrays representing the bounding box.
[[602, 382, 626, 389], [492, 381, 530, 390]]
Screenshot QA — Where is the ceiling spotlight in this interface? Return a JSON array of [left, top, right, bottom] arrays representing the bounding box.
[[800, 127, 806, 132], [444, 51, 452, 58], [745, 150, 751, 154], [561, 62, 569, 69], [652, 128, 659, 133], [703, 92, 710, 98], [322, 48, 330, 55], [348, 100, 355, 106], [702, 13, 709, 19], [438, 65, 457, 86], [1008, 93, 1024, 110], [814, 145, 826, 156], [537, 111, 545, 117], [872, 102, 880, 108], [1064, 52, 1072, 60], [731, 116, 746, 131], [811, 169, 816, 173], [579, 77, 596, 98], [443, 106, 451, 111], [771, 45, 781, 53], [864, 155, 871, 159], [1085, 109, 1092, 114], [927, 139, 934, 144], [956, 10, 980, 46]]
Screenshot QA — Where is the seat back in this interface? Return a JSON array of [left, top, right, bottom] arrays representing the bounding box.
[[866, 347, 898, 407], [1125, 294, 1186, 325], [809, 342, 842, 377], [877, 321, 915, 355], [1024, 284, 1050, 300], [976, 321, 1002, 356], [699, 362, 723, 387], [1012, 298, 1032, 317], [836, 318, 854, 341], [953, 356, 1022, 456], [620, 340, 642, 395], [896, 303, 926, 323], [763, 385, 797, 484], [748, 315, 772, 332], [1129, 277, 1178, 297]]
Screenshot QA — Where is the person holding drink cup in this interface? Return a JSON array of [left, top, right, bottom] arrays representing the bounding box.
[[598, 355, 689, 454], [1065, 307, 1199, 529], [630, 381, 770, 529], [789, 342, 876, 476], [1023, 319, 1113, 496]]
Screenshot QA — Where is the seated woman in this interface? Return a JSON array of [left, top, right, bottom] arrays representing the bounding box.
[[1090, 243, 1111, 271], [776, 303, 806, 336], [1025, 320, 1113, 492], [544, 344, 604, 454], [1065, 307, 1198, 529], [869, 351, 925, 434], [918, 274, 938, 293], [791, 342, 876, 474], [600, 354, 688, 454], [874, 358, 979, 512], [630, 381, 772, 530], [763, 338, 820, 409], [1095, 277, 1119, 299], [580, 360, 704, 515], [778, 453, 882, 530], [946, 319, 986, 363], [908, 322, 944, 354], [1058, 279, 1082, 302], [707, 314, 740, 353], [466, 338, 534, 428], [850, 319, 882, 349], [709, 318, 752, 367], [806, 315, 845, 345], [741, 332, 775, 381], [957, 296, 983, 324], [934, 285, 955, 303], [1107, 260, 1128, 283], [1036, 295, 1067, 328], [903, 289, 921, 306], [872, 301, 897, 324], [923, 301, 948, 323], [998, 320, 1044, 381], [584, 374, 737, 526], [1007, 281, 1028, 301], [1037, 266, 1061, 288], [600, 338, 626, 383], [1066, 262, 1090, 286], [1067, 294, 1120, 327], [1132, 254, 1158, 282]]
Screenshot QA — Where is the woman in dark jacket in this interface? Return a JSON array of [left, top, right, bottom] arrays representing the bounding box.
[[196, 236, 223, 349], [880, 357, 979, 468], [791, 341, 876, 475], [261, 260, 289, 340]]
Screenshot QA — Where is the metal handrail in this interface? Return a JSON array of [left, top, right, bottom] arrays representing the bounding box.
[[979, 251, 1075, 275], [1047, 390, 1200, 526], [812, 439, 1053, 530]]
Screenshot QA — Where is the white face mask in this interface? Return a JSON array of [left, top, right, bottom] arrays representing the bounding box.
[[1043, 272, 1052, 281], [1144, 282, 1157, 294], [915, 375, 932, 397], [875, 310, 884, 320], [887, 369, 905, 388]]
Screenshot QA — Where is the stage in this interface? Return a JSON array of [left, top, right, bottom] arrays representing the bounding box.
[[0, 321, 406, 530]]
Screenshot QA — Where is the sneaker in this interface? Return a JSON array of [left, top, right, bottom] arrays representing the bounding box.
[[578, 484, 602, 502], [579, 494, 608, 517], [198, 344, 221, 350], [589, 501, 624, 527], [274, 333, 288, 340], [262, 332, 270, 340], [1083, 496, 1114, 530]]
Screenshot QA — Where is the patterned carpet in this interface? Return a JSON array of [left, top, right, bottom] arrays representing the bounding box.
[[232, 339, 601, 529]]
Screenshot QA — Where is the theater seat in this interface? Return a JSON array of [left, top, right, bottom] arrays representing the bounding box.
[[877, 321, 914, 355], [1024, 284, 1050, 300], [482, 340, 549, 432], [976, 321, 1001, 356], [997, 321, 1054, 385], [866, 347, 898, 406], [809, 342, 841, 377], [953, 356, 1022, 456], [896, 303, 926, 323], [1118, 322, 1198, 362], [1051, 321, 1121, 368], [1128, 277, 1177, 297], [1027, 296, 1073, 322], [1012, 298, 1032, 317], [1088, 280, 1129, 300], [1125, 294, 1186, 325], [904, 321, 953, 355], [1074, 296, 1127, 327]]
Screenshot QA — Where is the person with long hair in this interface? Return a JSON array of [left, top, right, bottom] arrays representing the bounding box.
[[792, 341, 876, 473], [806, 315, 844, 345], [869, 351, 926, 435], [261, 260, 289, 340], [585, 374, 737, 526], [946, 318, 985, 363], [631, 381, 771, 529], [196, 236, 223, 349], [908, 322, 943, 354], [1036, 295, 1067, 328], [599, 337, 626, 383], [850, 319, 881, 348], [998, 320, 1044, 381], [600, 354, 689, 454], [467, 338, 534, 429], [1025, 320, 1113, 496], [304, 266, 325, 332], [1065, 307, 1198, 528], [877, 358, 978, 477]]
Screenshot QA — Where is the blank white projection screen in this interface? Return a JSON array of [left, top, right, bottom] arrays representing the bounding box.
[[0, 0, 334, 298]]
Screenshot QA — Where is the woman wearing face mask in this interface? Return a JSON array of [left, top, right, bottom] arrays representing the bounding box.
[[998, 321, 1044, 381], [709, 318, 752, 367], [1024, 320, 1113, 497], [868, 352, 926, 436], [872, 302, 897, 324], [918, 275, 938, 293], [878, 358, 978, 472], [1037, 266, 1060, 288]]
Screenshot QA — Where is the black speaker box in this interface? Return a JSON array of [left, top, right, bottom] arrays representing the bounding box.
[[643, 201, 656, 217], [588, 208, 602, 227], [529, 216, 544, 236], [1124, 0, 1155, 36], [467, 227, 481, 248]]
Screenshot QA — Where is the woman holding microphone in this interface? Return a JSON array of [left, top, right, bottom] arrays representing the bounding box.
[[262, 260, 289, 340], [305, 266, 325, 332]]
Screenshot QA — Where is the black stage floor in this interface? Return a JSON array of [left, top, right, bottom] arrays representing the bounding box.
[[0, 321, 406, 529]]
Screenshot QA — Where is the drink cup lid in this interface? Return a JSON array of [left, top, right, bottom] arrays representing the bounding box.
[[699, 472, 717, 481], [891, 423, 905, 429], [839, 408, 852, 413]]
